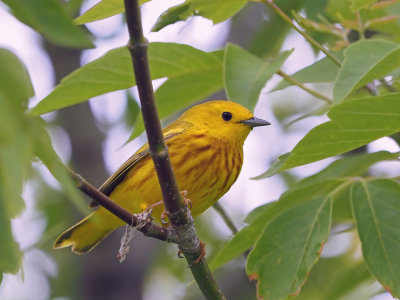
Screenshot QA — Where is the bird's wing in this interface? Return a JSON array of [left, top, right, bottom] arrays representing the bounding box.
[[89, 122, 189, 208]]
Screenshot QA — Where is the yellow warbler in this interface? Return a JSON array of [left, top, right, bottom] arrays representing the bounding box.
[[54, 100, 270, 254]]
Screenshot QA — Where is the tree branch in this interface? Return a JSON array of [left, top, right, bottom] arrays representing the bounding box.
[[264, 0, 381, 99], [277, 70, 333, 104], [69, 168, 226, 298], [123, 0, 183, 215], [68, 169, 174, 242], [263, 0, 342, 67], [123, 0, 226, 298], [213, 202, 239, 234]]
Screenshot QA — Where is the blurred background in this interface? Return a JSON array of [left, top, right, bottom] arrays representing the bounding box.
[[0, 0, 399, 299]]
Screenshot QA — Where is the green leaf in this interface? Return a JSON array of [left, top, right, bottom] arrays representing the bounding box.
[[248, 1, 304, 58], [252, 152, 290, 179], [128, 114, 145, 142], [351, 179, 400, 297], [30, 43, 224, 116], [273, 53, 342, 91], [151, 2, 193, 32], [0, 193, 21, 277], [0, 130, 31, 218], [256, 94, 400, 177], [209, 201, 277, 271], [326, 0, 400, 40], [0, 50, 36, 279], [303, 0, 330, 21], [332, 181, 354, 223], [243, 202, 275, 224], [155, 69, 223, 116], [149, 45, 223, 79], [191, 0, 248, 24], [211, 179, 345, 271], [30, 47, 132, 116], [128, 70, 224, 141], [248, 13, 290, 59], [0, 48, 34, 111], [296, 254, 373, 300], [224, 43, 292, 111], [31, 119, 88, 214], [299, 150, 400, 223], [0, 129, 29, 277], [350, 0, 377, 11], [0, 49, 34, 217], [284, 105, 330, 128], [259, 151, 400, 223], [3, 0, 93, 48], [322, 260, 373, 299], [299, 151, 400, 186], [74, 0, 149, 24], [128, 49, 223, 140], [246, 192, 333, 300], [333, 39, 400, 102], [124, 92, 140, 127]]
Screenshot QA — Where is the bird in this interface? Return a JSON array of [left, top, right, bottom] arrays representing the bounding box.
[[54, 100, 270, 254]]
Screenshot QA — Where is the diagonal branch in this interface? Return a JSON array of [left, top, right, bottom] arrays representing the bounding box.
[[68, 169, 174, 242], [263, 0, 342, 67], [69, 168, 225, 298], [277, 70, 333, 104]]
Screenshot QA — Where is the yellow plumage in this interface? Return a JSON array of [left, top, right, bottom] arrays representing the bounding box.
[[54, 100, 270, 254]]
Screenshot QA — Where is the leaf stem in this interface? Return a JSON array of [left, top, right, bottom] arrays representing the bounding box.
[[213, 202, 239, 234], [123, 0, 226, 298], [263, 0, 342, 67], [277, 70, 333, 104], [380, 79, 398, 93], [355, 11, 365, 39]]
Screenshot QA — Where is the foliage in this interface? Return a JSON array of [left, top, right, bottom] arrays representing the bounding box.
[[1, 0, 400, 299]]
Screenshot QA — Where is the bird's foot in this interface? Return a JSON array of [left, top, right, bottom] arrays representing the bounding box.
[[193, 241, 206, 265], [161, 209, 168, 224], [178, 241, 206, 266], [177, 248, 184, 259], [160, 191, 191, 225], [180, 190, 192, 209]]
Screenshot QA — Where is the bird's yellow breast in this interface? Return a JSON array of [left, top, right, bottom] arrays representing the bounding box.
[[108, 134, 243, 222]]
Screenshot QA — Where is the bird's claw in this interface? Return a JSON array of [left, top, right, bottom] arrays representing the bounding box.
[[186, 241, 206, 267], [161, 209, 168, 225], [180, 190, 192, 209], [160, 191, 191, 224], [177, 248, 184, 259]]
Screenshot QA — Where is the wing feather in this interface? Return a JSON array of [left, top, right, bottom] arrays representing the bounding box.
[[89, 123, 189, 208]]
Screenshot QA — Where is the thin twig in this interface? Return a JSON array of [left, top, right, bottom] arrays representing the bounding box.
[[68, 169, 174, 242], [69, 168, 225, 298], [380, 79, 398, 93], [213, 202, 238, 234], [277, 70, 333, 104], [263, 0, 342, 67], [355, 11, 365, 39], [123, 0, 226, 298], [265, 0, 388, 100]]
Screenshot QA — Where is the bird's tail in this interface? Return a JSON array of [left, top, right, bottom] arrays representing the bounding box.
[[53, 211, 117, 254]]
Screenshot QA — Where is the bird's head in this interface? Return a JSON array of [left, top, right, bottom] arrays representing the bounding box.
[[180, 100, 270, 145]]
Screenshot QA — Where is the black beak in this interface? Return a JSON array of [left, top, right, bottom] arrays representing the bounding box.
[[240, 117, 271, 128]]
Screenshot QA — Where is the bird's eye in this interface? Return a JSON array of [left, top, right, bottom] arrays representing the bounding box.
[[222, 111, 232, 121]]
